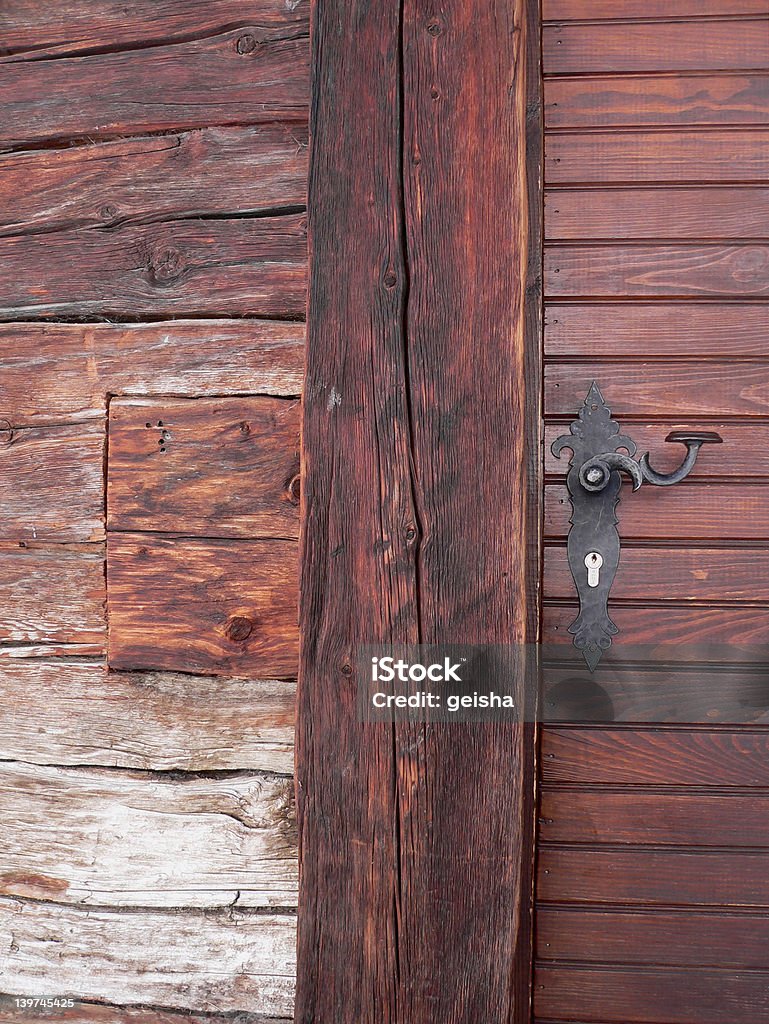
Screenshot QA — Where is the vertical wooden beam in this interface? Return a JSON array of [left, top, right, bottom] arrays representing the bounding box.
[[297, 0, 542, 1021]]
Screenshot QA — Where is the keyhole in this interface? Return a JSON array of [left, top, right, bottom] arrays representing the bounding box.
[[585, 551, 603, 588]]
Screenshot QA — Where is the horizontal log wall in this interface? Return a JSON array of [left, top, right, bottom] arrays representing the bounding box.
[[0, 3, 308, 1018], [539, 3, 769, 1023]]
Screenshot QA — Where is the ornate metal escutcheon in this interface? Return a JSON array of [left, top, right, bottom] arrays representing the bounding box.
[[552, 382, 723, 670]]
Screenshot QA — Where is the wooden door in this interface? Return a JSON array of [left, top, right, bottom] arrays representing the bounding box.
[[535, 3, 769, 1022]]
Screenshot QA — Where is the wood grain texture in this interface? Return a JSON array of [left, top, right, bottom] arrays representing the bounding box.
[[546, 362, 769, 417], [0, 1002, 291, 1024], [540, 789, 769, 845], [544, 303, 769, 355], [0, 543, 105, 645], [0, 422, 104, 542], [542, 728, 769, 785], [0, 214, 307, 319], [0, 897, 295, 1016], [544, 0, 769, 16], [546, 129, 769, 183], [538, 846, 769, 906], [544, 21, 769, 74], [0, 28, 308, 148], [0, 0, 308, 55], [0, 760, 296, 908], [535, 964, 769, 1023], [297, 0, 540, 1020], [546, 243, 769, 297], [107, 533, 297, 677], [0, 321, 304, 427], [546, 75, 769, 129], [545, 544, 769, 602], [0, 660, 294, 773], [545, 483, 769, 540], [0, 125, 307, 237], [546, 187, 769, 239], [543, 602, 769, 647], [108, 397, 300, 539]]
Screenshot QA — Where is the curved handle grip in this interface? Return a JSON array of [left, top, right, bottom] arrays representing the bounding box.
[[579, 452, 644, 493], [639, 430, 723, 486]]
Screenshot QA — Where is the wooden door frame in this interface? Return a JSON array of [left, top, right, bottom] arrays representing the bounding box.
[[297, 1, 543, 1021]]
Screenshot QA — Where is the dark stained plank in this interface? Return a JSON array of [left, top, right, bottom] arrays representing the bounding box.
[[0, 125, 307, 237], [107, 533, 297, 677], [545, 483, 769, 540], [545, 544, 769, 602], [0, 660, 294, 773], [543, 602, 769, 648], [0, 0, 308, 55], [537, 906, 769, 967], [542, 727, 769, 785], [540, 789, 769, 845], [544, 302, 769, 355], [544, 21, 769, 74], [297, 0, 540, 1020], [0, 760, 296, 908], [0, 897, 295, 1016], [538, 846, 769, 906], [545, 362, 769, 418], [0, 542, 105, 645], [0, 28, 308, 148], [0, 422, 103, 542], [0, 321, 304, 427], [546, 187, 769, 239], [544, 0, 768, 16], [545, 243, 769, 297], [535, 964, 769, 1023], [546, 75, 769, 129], [0, 213, 306, 319], [546, 130, 769, 183], [108, 397, 300, 539]]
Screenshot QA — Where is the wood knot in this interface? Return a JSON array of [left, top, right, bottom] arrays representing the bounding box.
[[236, 33, 259, 54], [148, 247, 184, 284], [286, 473, 301, 506], [239, 421, 251, 435], [0, 419, 13, 446], [99, 204, 118, 221], [226, 616, 254, 642]]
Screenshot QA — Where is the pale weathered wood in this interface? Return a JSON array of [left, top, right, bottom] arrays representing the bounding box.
[[0, 660, 294, 773], [0, 321, 305, 427], [107, 534, 297, 677], [0, 28, 308, 148], [0, 760, 297, 908], [0, 125, 307, 237], [0, 1002, 291, 1024], [0, 897, 296, 1016], [0, 422, 103, 543], [0, 214, 307, 319], [108, 397, 300, 539], [0, 0, 308, 55], [0, 543, 105, 645]]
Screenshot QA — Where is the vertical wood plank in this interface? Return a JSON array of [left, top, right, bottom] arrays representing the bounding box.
[[296, 1, 541, 1021]]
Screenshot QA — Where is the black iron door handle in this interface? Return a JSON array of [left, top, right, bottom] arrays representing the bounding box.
[[552, 383, 723, 670]]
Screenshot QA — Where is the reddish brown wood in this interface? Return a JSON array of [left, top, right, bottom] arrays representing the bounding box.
[[296, 0, 541, 1020], [0, 125, 307, 237], [544, 303, 769, 356], [0, 0, 309, 55], [542, 728, 769, 785], [0, 28, 308, 147], [544, 21, 769, 74], [545, 362, 769, 418], [0, 321, 304, 427], [544, 0, 768, 19], [0, 214, 306, 319], [538, 846, 769, 906], [108, 397, 300, 539], [545, 483, 769, 540], [545, 544, 769, 602], [107, 533, 297, 677], [546, 129, 769, 183], [535, 964, 769, 1023], [546, 187, 769, 239]]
